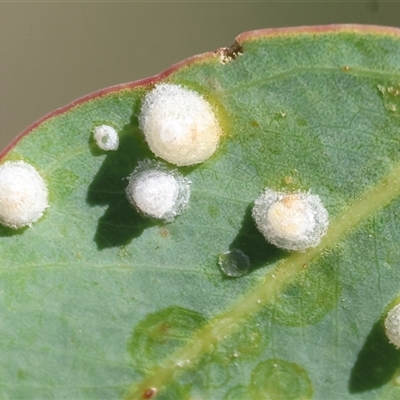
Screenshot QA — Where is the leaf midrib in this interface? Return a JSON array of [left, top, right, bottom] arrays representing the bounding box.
[[126, 159, 400, 399]]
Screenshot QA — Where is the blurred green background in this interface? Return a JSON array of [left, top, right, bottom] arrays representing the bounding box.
[[1, 1, 399, 151]]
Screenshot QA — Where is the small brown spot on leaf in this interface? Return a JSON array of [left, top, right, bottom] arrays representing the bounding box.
[[142, 387, 158, 399], [159, 227, 170, 238], [154, 321, 171, 336], [251, 120, 260, 128], [342, 65, 350, 71]]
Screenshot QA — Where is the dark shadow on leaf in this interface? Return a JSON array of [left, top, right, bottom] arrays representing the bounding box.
[[225, 204, 286, 277], [86, 107, 156, 249], [0, 225, 27, 237], [88, 130, 108, 157], [349, 319, 400, 393]]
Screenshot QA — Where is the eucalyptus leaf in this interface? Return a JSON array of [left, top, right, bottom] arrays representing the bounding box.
[[2, 25, 400, 399]]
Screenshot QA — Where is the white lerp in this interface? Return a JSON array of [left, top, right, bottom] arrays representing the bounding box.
[[93, 125, 119, 151], [252, 189, 329, 251], [126, 160, 191, 222], [139, 84, 222, 166], [385, 304, 400, 348], [0, 161, 49, 229]]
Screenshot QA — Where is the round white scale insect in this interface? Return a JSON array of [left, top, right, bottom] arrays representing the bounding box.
[[0, 161, 49, 229], [93, 125, 119, 151], [252, 189, 329, 251], [126, 160, 191, 222], [385, 304, 400, 348], [139, 83, 222, 166]]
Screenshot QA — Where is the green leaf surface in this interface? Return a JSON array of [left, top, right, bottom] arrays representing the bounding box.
[[2, 25, 400, 399]]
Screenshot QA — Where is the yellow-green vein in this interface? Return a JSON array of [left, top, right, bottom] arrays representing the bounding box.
[[125, 161, 400, 399]]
